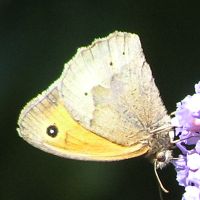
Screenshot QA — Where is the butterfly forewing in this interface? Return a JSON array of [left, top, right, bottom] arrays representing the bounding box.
[[59, 31, 171, 146]]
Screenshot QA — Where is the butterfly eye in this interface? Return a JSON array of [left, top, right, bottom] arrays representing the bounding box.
[[46, 125, 58, 138], [156, 152, 166, 162]]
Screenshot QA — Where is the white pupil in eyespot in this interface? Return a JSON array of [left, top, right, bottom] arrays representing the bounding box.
[[46, 125, 58, 137]]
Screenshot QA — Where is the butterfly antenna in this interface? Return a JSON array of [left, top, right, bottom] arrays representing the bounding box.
[[154, 161, 169, 193]]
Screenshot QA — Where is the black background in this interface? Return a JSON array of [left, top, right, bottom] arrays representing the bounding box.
[[1, 0, 200, 200]]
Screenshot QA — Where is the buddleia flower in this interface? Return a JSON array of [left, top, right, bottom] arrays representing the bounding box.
[[172, 82, 200, 199]]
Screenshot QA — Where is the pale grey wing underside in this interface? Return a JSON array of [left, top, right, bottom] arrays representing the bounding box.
[[90, 61, 171, 146], [59, 31, 171, 146]]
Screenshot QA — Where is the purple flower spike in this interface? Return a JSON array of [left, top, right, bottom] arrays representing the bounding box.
[[172, 155, 188, 186], [187, 153, 200, 171], [195, 141, 200, 153], [182, 186, 200, 200], [172, 82, 200, 199], [195, 82, 200, 94]]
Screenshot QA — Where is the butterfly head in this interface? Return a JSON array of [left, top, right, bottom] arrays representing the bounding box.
[[154, 149, 173, 169]]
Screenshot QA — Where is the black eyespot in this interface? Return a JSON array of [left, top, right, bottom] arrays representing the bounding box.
[[109, 61, 113, 66], [84, 92, 88, 96], [46, 125, 58, 137], [122, 51, 125, 55]]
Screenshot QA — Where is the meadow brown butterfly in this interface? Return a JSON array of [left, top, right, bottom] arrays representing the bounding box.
[[17, 31, 174, 171]]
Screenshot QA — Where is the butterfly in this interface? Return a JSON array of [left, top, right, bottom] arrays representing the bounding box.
[[17, 31, 174, 173]]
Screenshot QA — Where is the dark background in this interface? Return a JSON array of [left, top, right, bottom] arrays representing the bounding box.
[[1, 0, 200, 200]]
